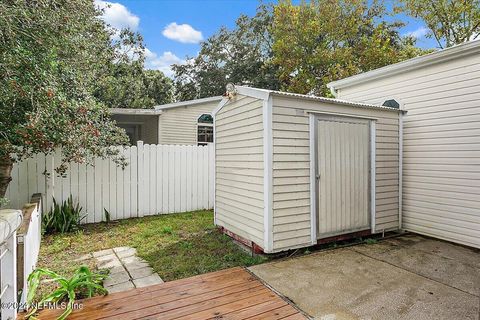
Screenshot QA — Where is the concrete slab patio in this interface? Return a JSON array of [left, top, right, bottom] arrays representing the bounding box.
[[249, 234, 480, 320]]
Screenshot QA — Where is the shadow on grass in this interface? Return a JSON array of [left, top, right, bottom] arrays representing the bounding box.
[[139, 229, 267, 281]]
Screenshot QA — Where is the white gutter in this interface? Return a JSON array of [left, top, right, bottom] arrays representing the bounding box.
[[154, 96, 222, 110], [109, 108, 162, 115]]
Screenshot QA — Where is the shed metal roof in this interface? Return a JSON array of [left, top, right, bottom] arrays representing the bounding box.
[[234, 86, 403, 113]]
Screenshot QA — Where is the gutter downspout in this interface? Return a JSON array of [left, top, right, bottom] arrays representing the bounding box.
[[398, 111, 405, 230]]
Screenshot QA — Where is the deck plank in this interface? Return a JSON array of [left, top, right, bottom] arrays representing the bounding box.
[[31, 268, 307, 320]]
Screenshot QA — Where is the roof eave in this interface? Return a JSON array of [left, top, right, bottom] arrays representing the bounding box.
[[154, 96, 223, 110], [109, 108, 162, 115]]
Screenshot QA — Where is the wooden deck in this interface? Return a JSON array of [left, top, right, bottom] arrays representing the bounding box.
[[35, 267, 307, 319]]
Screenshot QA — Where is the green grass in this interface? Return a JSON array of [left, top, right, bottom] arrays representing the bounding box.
[[38, 210, 267, 285]]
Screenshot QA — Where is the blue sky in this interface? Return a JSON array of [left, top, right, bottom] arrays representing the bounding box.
[[95, 0, 437, 77]]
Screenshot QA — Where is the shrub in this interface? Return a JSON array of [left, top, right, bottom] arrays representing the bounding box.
[[42, 196, 86, 234], [26, 266, 107, 319]]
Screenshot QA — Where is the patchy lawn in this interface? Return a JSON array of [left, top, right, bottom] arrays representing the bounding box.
[[38, 210, 267, 284]]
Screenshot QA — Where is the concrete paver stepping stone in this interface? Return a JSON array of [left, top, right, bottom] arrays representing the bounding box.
[[103, 271, 131, 287], [116, 248, 137, 259], [92, 246, 163, 294], [129, 267, 154, 279], [105, 281, 135, 294], [132, 274, 163, 288]]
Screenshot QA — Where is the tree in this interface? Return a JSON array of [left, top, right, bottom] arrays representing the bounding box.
[[0, 0, 129, 198], [94, 30, 174, 108], [173, 5, 281, 101], [398, 0, 480, 48], [272, 0, 427, 96]]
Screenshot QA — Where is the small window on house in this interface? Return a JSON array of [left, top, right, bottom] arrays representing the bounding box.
[[382, 99, 400, 109], [197, 114, 213, 145]]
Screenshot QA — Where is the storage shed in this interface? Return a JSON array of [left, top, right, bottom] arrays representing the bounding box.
[[213, 86, 404, 253]]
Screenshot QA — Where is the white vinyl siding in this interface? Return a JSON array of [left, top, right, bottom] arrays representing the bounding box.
[[215, 95, 265, 247], [158, 101, 219, 145], [335, 52, 480, 249], [271, 96, 400, 251]]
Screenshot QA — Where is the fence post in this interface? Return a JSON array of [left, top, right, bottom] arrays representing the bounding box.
[[0, 209, 22, 320]]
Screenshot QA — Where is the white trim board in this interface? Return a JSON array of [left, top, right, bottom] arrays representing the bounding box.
[[309, 114, 317, 244], [370, 120, 376, 233], [262, 95, 273, 252]]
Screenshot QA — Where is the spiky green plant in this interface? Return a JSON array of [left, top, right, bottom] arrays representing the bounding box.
[[42, 196, 87, 234], [26, 266, 107, 320]]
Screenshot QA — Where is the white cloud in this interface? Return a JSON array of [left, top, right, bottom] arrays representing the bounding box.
[[162, 22, 203, 44], [144, 49, 185, 77], [95, 0, 140, 31], [405, 26, 429, 39]]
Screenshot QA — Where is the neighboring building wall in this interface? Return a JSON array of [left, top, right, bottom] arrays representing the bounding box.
[[271, 96, 400, 252], [335, 53, 480, 249], [215, 95, 265, 248], [158, 101, 219, 145]]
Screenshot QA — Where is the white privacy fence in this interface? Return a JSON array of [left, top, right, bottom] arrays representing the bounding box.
[[6, 142, 214, 223]]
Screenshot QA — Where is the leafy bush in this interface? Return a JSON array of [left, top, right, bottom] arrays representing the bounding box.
[[42, 196, 86, 234], [26, 266, 107, 319]]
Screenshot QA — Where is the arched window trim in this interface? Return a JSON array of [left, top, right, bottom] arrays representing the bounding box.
[[197, 113, 213, 126]]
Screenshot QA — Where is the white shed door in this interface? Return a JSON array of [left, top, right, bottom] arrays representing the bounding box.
[[317, 118, 370, 238]]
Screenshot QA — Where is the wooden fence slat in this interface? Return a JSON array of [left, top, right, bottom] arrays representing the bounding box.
[[162, 145, 169, 214], [148, 144, 156, 215], [116, 148, 124, 220], [168, 145, 175, 214], [174, 146, 181, 212], [192, 147, 198, 210], [45, 153, 54, 212], [123, 147, 131, 220], [156, 145, 163, 214], [130, 146, 138, 218], [186, 145, 193, 212], [180, 146, 187, 213]]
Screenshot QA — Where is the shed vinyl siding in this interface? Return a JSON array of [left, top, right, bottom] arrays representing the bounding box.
[[271, 96, 400, 252], [158, 101, 218, 145], [215, 95, 265, 247], [335, 52, 480, 249]]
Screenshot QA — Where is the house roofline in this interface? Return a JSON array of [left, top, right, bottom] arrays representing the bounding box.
[[154, 96, 223, 110], [327, 39, 480, 94], [109, 108, 162, 115]]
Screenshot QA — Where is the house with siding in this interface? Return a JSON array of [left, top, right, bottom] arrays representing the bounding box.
[[327, 40, 480, 249], [110, 96, 222, 145]]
